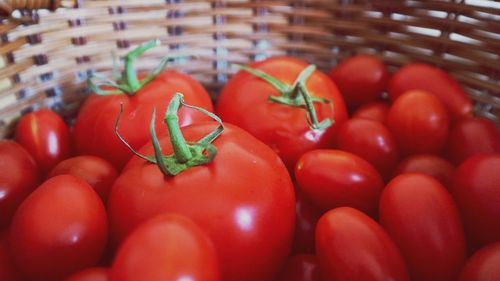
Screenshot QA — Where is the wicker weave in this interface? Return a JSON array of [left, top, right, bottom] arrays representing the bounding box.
[[0, 0, 499, 138]]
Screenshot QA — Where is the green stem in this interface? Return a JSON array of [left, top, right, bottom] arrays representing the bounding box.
[[164, 94, 193, 163]]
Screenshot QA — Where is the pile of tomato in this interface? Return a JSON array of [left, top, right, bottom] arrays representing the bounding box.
[[1, 40, 499, 281]]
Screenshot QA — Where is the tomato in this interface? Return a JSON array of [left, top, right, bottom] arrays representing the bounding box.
[[108, 122, 295, 281], [459, 242, 500, 281], [295, 150, 384, 217], [386, 90, 450, 156], [0, 141, 41, 229], [451, 154, 500, 251], [388, 63, 473, 121], [292, 189, 323, 255], [329, 54, 389, 109], [392, 154, 455, 189], [0, 231, 24, 281], [335, 118, 399, 181], [446, 117, 500, 165], [351, 101, 390, 123], [48, 155, 118, 203], [10, 175, 108, 281], [315, 207, 409, 281], [216, 56, 348, 170], [379, 173, 466, 281], [275, 254, 320, 281], [63, 267, 108, 281], [110, 214, 219, 281], [14, 109, 71, 175]]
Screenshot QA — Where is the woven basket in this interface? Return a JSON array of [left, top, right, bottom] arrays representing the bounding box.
[[0, 0, 499, 138]]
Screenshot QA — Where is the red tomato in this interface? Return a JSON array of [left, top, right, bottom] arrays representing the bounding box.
[[351, 101, 390, 123], [0, 231, 23, 281], [275, 254, 320, 281], [379, 174, 466, 281], [386, 90, 450, 156], [315, 207, 409, 281], [335, 118, 399, 181], [388, 63, 472, 121], [451, 154, 500, 251], [108, 122, 295, 281], [15, 109, 71, 174], [292, 189, 323, 255], [446, 117, 500, 165], [48, 155, 118, 203], [0, 141, 40, 228], [110, 214, 219, 281], [10, 175, 108, 281], [329, 54, 389, 109], [459, 242, 500, 281], [392, 154, 455, 189], [63, 267, 108, 281], [216, 56, 348, 170], [295, 150, 384, 217]]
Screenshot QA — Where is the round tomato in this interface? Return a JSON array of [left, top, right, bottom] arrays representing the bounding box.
[[0, 141, 40, 229], [10, 175, 108, 281], [292, 189, 323, 255], [329, 54, 389, 109], [63, 267, 108, 281], [216, 56, 348, 170], [276, 254, 320, 281], [315, 207, 409, 281], [15, 109, 71, 174], [351, 101, 390, 123], [48, 155, 118, 203], [379, 173, 466, 281], [110, 214, 219, 281], [108, 122, 295, 281], [295, 149, 384, 217], [451, 154, 500, 251], [386, 90, 450, 156], [459, 242, 500, 281]]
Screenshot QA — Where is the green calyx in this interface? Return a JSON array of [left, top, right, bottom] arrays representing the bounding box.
[[236, 63, 333, 130], [115, 92, 224, 176], [88, 39, 173, 96]]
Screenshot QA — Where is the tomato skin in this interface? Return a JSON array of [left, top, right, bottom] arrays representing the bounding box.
[[295, 150, 384, 217], [291, 189, 323, 255], [388, 63, 473, 121], [451, 154, 500, 251], [108, 122, 295, 281], [73, 70, 213, 170], [10, 175, 108, 281], [458, 242, 500, 281], [63, 267, 108, 281], [446, 117, 500, 165], [48, 156, 118, 203], [392, 154, 455, 189], [15, 109, 71, 174], [351, 101, 390, 123], [110, 214, 219, 281], [386, 90, 450, 156], [216, 56, 348, 170], [335, 118, 399, 181], [0, 231, 24, 281], [379, 173, 466, 281], [275, 254, 320, 281], [0, 141, 41, 229], [329, 54, 389, 109], [315, 207, 409, 281]]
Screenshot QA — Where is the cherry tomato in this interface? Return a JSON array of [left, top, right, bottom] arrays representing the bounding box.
[[392, 154, 455, 189], [110, 214, 219, 281], [388, 63, 472, 121], [379, 173, 466, 281], [14, 109, 71, 174], [451, 154, 500, 251], [386, 90, 450, 156], [108, 122, 295, 281], [276, 254, 320, 281], [48, 155, 118, 203], [295, 149, 384, 217], [0, 141, 41, 229], [329, 54, 389, 109], [446, 117, 500, 165], [351, 101, 390, 123], [0, 231, 24, 281], [335, 118, 399, 181], [459, 242, 500, 281], [292, 189, 323, 255], [216, 56, 348, 170], [10, 175, 108, 281], [63, 267, 108, 281], [315, 207, 409, 281]]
